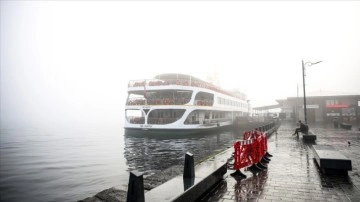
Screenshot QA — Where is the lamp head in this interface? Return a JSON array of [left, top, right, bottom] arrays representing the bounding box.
[[308, 61, 322, 66]]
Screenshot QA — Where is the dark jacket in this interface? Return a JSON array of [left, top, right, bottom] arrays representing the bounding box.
[[300, 123, 309, 133]]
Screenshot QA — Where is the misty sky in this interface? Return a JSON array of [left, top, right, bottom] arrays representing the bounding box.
[[1, 1, 360, 126]]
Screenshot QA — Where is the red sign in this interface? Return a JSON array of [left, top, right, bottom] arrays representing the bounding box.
[[326, 104, 349, 108]]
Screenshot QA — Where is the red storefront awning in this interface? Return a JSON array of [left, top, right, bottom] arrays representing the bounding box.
[[326, 104, 349, 108]]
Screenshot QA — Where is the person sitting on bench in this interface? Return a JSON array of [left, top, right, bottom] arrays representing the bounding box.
[[293, 120, 309, 136]]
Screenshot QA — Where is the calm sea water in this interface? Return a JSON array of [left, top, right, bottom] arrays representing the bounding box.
[[0, 122, 245, 202]]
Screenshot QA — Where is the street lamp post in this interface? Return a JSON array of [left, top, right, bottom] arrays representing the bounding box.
[[302, 59, 322, 124], [246, 100, 251, 118]]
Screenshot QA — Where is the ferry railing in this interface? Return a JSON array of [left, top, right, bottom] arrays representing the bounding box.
[[129, 98, 191, 106], [127, 117, 145, 124], [195, 99, 214, 106], [128, 80, 146, 87], [147, 117, 179, 125], [127, 98, 146, 105], [128, 79, 243, 100], [185, 117, 232, 125]]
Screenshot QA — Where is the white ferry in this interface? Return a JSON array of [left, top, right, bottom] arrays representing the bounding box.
[[124, 73, 250, 135]]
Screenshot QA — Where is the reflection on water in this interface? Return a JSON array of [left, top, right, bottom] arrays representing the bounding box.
[[233, 170, 268, 201], [0, 124, 127, 202], [0, 123, 256, 202], [199, 169, 268, 201], [124, 129, 243, 176]]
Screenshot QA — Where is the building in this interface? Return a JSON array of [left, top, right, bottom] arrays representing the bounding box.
[[276, 92, 360, 125]]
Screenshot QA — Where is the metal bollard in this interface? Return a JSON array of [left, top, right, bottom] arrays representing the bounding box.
[[183, 176, 195, 191], [127, 171, 145, 202], [183, 152, 195, 178]]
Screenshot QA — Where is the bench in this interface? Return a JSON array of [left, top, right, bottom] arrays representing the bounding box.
[[340, 123, 352, 130], [300, 131, 317, 141], [312, 145, 352, 175], [145, 150, 229, 202]]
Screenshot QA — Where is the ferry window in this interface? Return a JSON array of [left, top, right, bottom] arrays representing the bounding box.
[[195, 92, 214, 106], [125, 109, 145, 124], [144, 90, 192, 105], [205, 111, 210, 119], [127, 93, 146, 105], [185, 110, 202, 124], [175, 90, 192, 104], [148, 109, 185, 125]]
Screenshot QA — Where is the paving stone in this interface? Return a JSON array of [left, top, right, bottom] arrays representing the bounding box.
[[199, 122, 360, 202]]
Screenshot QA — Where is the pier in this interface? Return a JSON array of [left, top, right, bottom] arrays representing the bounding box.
[[81, 122, 360, 201], [200, 123, 360, 201]]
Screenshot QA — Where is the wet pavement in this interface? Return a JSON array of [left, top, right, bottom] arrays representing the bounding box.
[[200, 122, 360, 202]]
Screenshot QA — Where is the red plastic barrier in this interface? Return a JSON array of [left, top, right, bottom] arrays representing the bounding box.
[[233, 130, 269, 170], [257, 135, 265, 158], [243, 131, 251, 140], [264, 133, 268, 152], [233, 139, 253, 170], [250, 136, 260, 163]]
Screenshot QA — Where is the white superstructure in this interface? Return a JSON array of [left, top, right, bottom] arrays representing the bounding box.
[[124, 73, 249, 134]]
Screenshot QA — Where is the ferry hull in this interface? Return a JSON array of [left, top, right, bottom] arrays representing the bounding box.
[[125, 73, 249, 136], [124, 125, 233, 136]]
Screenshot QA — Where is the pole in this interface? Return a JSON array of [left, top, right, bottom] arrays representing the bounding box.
[[302, 60, 307, 124]]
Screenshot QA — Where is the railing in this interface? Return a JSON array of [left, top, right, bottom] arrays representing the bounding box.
[[202, 118, 232, 125], [127, 98, 191, 106], [126, 98, 214, 106], [147, 117, 179, 125], [128, 117, 145, 124], [127, 98, 146, 105], [185, 117, 232, 125], [195, 99, 214, 106], [128, 79, 245, 100]]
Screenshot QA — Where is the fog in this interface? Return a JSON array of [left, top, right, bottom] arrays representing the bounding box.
[[1, 1, 360, 127]]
